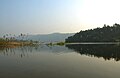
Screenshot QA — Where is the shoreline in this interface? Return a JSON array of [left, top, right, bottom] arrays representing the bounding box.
[[65, 42, 120, 45], [0, 41, 34, 47]]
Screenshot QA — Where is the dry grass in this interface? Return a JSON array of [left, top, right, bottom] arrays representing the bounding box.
[[0, 41, 32, 47]]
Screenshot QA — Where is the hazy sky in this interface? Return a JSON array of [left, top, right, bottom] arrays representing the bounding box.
[[0, 0, 120, 36]]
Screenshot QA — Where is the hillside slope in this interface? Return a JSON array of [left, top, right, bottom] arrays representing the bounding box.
[[65, 23, 120, 42]]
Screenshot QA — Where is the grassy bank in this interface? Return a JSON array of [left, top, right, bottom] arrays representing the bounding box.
[[0, 41, 37, 47], [46, 42, 65, 46]]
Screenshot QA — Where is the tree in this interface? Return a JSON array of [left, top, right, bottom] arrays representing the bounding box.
[[65, 23, 120, 42]]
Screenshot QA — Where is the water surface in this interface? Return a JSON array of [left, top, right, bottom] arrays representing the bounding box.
[[0, 44, 120, 78]]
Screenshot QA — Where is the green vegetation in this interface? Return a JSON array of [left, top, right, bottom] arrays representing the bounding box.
[[46, 42, 65, 46], [56, 42, 65, 46], [65, 23, 120, 43], [46, 42, 53, 46]]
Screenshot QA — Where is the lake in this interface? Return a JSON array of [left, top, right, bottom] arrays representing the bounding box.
[[0, 44, 120, 78]]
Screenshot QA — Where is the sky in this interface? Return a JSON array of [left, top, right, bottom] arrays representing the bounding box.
[[0, 0, 120, 36]]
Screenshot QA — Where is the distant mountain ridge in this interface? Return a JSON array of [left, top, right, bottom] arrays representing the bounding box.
[[28, 33, 74, 42]]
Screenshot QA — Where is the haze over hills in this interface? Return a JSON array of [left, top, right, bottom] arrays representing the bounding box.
[[27, 33, 74, 42]]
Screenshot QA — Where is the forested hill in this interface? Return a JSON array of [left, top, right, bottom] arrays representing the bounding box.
[[65, 23, 120, 42]]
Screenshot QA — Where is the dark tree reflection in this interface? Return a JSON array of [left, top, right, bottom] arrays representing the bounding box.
[[66, 44, 120, 61]]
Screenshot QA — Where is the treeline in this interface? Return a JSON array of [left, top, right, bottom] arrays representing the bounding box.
[[65, 23, 120, 42], [1, 33, 28, 42]]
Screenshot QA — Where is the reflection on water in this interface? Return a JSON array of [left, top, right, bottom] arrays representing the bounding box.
[[1, 44, 120, 78], [66, 44, 120, 61], [1, 44, 120, 61], [0, 45, 71, 58]]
